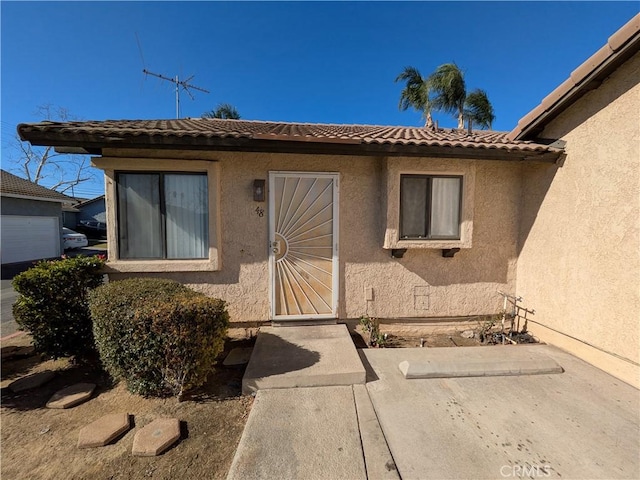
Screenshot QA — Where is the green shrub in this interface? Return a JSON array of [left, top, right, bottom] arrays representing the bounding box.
[[12, 255, 105, 360], [89, 278, 229, 398]]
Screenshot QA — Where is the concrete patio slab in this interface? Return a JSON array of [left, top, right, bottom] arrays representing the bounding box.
[[8, 370, 55, 393], [77, 413, 131, 448], [132, 418, 181, 456], [46, 383, 95, 409], [397, 345, 563, 379], [223, 347, 253, 366], [362, 344, 640, 480], [242, 324, 365, 394], [227, 386, 366, 480]]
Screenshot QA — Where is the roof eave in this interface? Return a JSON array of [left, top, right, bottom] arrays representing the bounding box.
[[510, 14, 640, 141], [18, 130, 561, 163], [0, 192, 70, 204]]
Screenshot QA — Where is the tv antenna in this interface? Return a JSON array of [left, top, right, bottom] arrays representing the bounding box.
[[142, 69, 210, 118]]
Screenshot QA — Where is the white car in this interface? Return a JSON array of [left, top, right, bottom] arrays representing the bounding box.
[[63, 227, 88, 250]]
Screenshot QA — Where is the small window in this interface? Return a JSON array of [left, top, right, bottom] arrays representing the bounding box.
[[116, 172, 208, 260], [400, 174, 462, 240]]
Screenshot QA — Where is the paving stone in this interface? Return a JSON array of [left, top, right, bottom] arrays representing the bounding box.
[[77, 413, 131, 448], [223, 347, 253, 366], [46, 383, 96, 409], [1, 345, 35, 360], [8, 371, 55, 393], [132, 418, 181, 456]]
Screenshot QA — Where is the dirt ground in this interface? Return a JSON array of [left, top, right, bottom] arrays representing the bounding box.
[[2, 323, 537, 479], [1, 332, 255, 480], [352, 325, 539, 349], [353, 329, 482, 348], [384, 331, 481, 348]]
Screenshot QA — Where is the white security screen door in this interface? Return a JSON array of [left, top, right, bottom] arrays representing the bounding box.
[[269, 172, 339, 320]]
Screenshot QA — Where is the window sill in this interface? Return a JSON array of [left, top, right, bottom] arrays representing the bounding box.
[[383, 239, 471, 250], [103, 259, 219, 273]]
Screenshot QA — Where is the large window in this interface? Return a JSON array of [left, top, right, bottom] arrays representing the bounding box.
[[400, 174, 462, 240], [116, 172, 208, 259]]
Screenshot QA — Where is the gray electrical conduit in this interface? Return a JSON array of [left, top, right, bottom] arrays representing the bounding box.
[[526, 317, 640, 367]]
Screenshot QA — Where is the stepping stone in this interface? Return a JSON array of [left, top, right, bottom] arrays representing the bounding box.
[[8, 371, 55, 393], [1, 345, 35, 360], [132, 418, 181, 456], [46, 383, 96, 409], [223, 347, 253, 366], [77, 413, 131, 448]]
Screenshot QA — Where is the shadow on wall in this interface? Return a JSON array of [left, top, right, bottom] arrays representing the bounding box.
[[517, 161, 559, 256], [385, 248, 513, 287], [538, 56, 639, 141], [517, 54, 640, 252]]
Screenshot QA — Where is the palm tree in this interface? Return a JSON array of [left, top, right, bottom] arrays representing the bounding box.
[[395, 66, 434, 128], [463, 89, 495, 129], [428, 63, 494, 129], [428, 63, 467, 129], [396, 63, 495, 130], [203, 103, 241, 120]]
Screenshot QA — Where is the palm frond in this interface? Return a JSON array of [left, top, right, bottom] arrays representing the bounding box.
[[395, 66, 432, 126], [395, 66, 423, 84], [203, 103, 241, 120], [464, 89, 495, 129], [428, 63, 466, 118]]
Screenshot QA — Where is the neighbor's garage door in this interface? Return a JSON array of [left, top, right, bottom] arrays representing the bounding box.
[[1, 216, 60, 264]]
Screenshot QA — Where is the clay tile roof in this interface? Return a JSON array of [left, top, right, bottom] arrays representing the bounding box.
[[18, 118, 562, 162], [0, 169, 73, 203], [509, 13, 640, 141]]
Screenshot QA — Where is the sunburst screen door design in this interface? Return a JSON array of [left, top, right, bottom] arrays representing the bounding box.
[[269, 172, 339, 320]]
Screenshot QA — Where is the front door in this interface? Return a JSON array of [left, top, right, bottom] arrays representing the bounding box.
[[269, 172, 339, 320]]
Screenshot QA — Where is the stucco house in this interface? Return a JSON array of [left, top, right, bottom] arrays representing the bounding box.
[[507, 14, 639, 389], [16, 14, 639, 387], [77, 195, 106, 225], [74, 195, 106, 237], [0, 169, 72, 265]]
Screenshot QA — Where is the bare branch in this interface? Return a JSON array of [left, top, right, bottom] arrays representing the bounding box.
[[52, 177, 92, 193], [8, 104, 97, 195]]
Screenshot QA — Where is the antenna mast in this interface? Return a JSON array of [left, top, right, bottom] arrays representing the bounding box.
[[142, 69, 210, 118]]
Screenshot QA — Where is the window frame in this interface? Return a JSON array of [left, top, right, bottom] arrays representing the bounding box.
[[399, 174, 463, 241], [115, 171, 209, 261], [382, 162, 474, 250], [92, 157, 221, 273]]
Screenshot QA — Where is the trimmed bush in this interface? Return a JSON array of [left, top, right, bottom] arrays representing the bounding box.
[[12, 255, 105, 360], [89, 278, 229, 398]]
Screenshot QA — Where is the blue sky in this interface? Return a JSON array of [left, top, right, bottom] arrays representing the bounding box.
[[1, 1, 638, 198]]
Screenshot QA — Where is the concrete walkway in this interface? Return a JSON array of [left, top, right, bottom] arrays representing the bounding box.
[[228, 384, 399, 480], [230, 333, 640, 480], [228, 386, 367, 480], [1, 279, 19, 338]]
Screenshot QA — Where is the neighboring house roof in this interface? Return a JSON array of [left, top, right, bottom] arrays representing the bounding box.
[[77, 195, 105, 208], [509, 13, 640, 141], [0, 169, 74, 203], [17, 119, 563, 162]]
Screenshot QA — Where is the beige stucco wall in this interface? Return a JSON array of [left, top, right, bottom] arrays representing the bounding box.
[[516, 52, 640, 388], [101, 148, 522, 324]]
